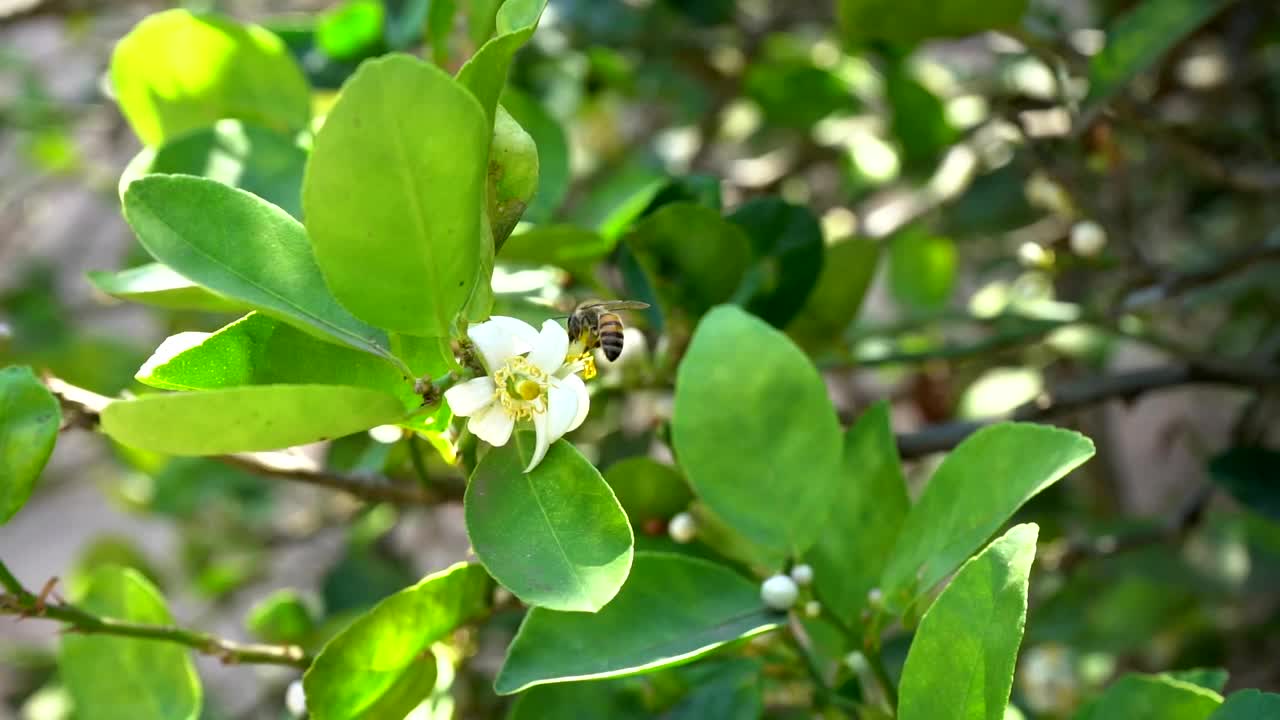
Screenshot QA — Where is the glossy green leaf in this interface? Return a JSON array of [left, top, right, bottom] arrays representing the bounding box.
[[889, 227, 956, 312], [110, 9, 310, 146], [1166, 669, 1230, 694], [495, 552, 780, 694], [318, 0, 385, 60], [131, 120, 308, 218], [0, 366, 61, 523], [123, 175, 398, 364], [499, 225, 615, 274], [1075, 674, 1222, 720], [1208, 447, 1280, 522], [604, 457, 693, 529], [805, 402, 909, 626], [457, 0, 547, 129], [136, 313, 419, 410], [571, 161, 667, 239], [1209, 690, 1280, 719], [786, 236, 880, 350], [880, 423, 1094, 610], [87, 264, 244, 313], [898, 524, 1039, 720], [502, 89, 570, 224], [60, 566, 202, 720], [838, 0, 1027, 46], [626, 204, 753, 321], [303, 563, 490, 720], [1082, 0, 1237, 123], [303, 54, 488, 335], [673, 305, 842, 556], [507, 680, 650, 720], [246, 589, 316, 644], [385, 0, 432, 50], [886, 59, 959, 176], [101, 385, 407, 455], [727, 197, 824, 328], [466, 434, 633, 612], [667, 659, 764, 720]]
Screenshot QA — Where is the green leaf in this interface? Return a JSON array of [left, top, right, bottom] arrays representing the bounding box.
[[889, 227, 957, 312], [499, 225, 616, 274], [1075, 674, 1222, 720], [879, 423, 1094, 611], [805, 402, 909, 627], [604, 457, 694, 529], [898, 524, 1039, 720], [489, 105, 541, 246], [110, 9, 310, 146], [727, 197, 824, 328], [508, 680, 650, 720], [886, 60, 959, 176], [0, 366, 61, 523], [838, 0, 1027, 46], [87, 263, 244, 313], [465, 434, 633, 612], [1208, 447, 1280, 522], [667, 659, 764, 720], [123, 175, 398, 365], [673, 305, 843, 557], [136, 313, 419, 410], [60, 566, 202, 720], [1209, 690, 1280, 719], [1082, 0, 1237, 123], [303, 54, 488, 335], [457, 0, 547, 130], [1165, 669, 1229, 694], [427, 0, 458, 66], [502, 89, 570, 224], [495, 552, 781, 694], [786, 236, 880, 350], [626, 204, 753, 322], [385, 0, 432, 50], [100, 385, 407, 455], [744, 57, 859, 129], [318, 0, 386, 60], [303, 563, 490, 720], [246, 589, 316, 645], [131, 120, 308, 219]]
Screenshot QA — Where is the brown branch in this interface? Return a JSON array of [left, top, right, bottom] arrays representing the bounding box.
[[42, 376, 459, 506], [0, 561, 310, 668], [1121, 240, 1280, 311], [895, 360, 1280, 459]]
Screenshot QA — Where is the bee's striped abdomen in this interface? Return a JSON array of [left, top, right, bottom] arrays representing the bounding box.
[[598, 312, 625, 360]]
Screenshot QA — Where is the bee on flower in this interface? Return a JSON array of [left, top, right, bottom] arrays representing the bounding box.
[[444, 316, 594, 472]]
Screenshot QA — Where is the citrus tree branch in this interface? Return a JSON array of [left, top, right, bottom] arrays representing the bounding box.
[[42, 376, 459, 507], [0, 560, 310, 668]]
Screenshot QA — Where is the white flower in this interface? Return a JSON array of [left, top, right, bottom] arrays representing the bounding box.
[[789, 563, 813, 586], [285, 680, 306, 718], [444, 316, 592, 472], [668, 511, 697, 544], [761, 574, 799, 611]]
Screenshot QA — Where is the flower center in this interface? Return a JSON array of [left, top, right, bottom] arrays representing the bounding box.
[[492, 356, 548, 420], [564, 351, 597, 380]]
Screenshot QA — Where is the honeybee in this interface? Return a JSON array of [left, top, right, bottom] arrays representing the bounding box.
[[567, 300, 650, 361]]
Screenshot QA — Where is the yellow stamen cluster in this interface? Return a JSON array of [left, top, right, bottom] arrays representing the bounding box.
[[493, 356, 548, 420], [567, 352, 597, 380]]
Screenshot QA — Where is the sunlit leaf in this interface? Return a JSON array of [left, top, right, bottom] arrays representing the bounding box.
[[889, 227, 957, 312], [318, 0, 385, 60], [87, 264, 244, 313], [1075, 674, 1222, 720], [838, 0, 1027, 46], [786, 236, 880, 350], [0, 366, 61, 523]]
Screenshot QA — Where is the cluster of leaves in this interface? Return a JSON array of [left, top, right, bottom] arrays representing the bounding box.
[[3, 0, 1280, 718]]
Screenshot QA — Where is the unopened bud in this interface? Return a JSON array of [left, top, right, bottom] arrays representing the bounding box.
[[867, 587, 884, 609], [804, 600, 821, 618], [761, 574, 799, 611], [668, 512, 697, 544], [844, 651, 869, 674], [285, 679, 307, 718], [1070, 220, 1106, 257], [789, 563, 814, 586]]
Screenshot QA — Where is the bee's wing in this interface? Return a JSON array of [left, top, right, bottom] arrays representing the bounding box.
[[580, 300, 650, 311]]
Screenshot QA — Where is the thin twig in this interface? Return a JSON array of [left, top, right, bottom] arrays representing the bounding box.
[[0, 560, 310, 668], [896, 361, 1280, 458], [1121, 240, 1280, 311], [42, 376, 458, 506]]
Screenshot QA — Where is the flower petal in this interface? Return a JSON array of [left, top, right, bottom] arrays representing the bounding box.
[[526, 319, 569, 375], [443, 376, 495, 417], [469, 403, 514, 447], [546, 377, 580, 442], [526, 410, 551, 473], [560, 372, 591, 432], [468, 316, 540, 371]]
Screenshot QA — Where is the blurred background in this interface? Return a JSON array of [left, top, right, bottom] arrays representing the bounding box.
[[2, 0, 1279, 718]]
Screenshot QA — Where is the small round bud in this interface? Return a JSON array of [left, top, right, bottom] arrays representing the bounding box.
[[804, 600, 822, 618], [761, 574, 799, 611], [789, 563, 814, 586], [1069, 220, 1106, 257], [867, 587, 884, 609], [285, 679, 307, 718], [493, 586, 514, 606], [668, 512, 697, 544], [844, 650, 869, 674]]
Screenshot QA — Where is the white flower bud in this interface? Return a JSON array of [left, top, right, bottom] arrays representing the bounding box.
[[1069, 220, 1106, 257], [789, 563, 814, 586], [285, 679, 307, 718], [804, 600, 821, 618], [867, 587, 884, 608], [667, 511, 697, 544], [761, 574, 799, 611], [844, 650, 869, 674]]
